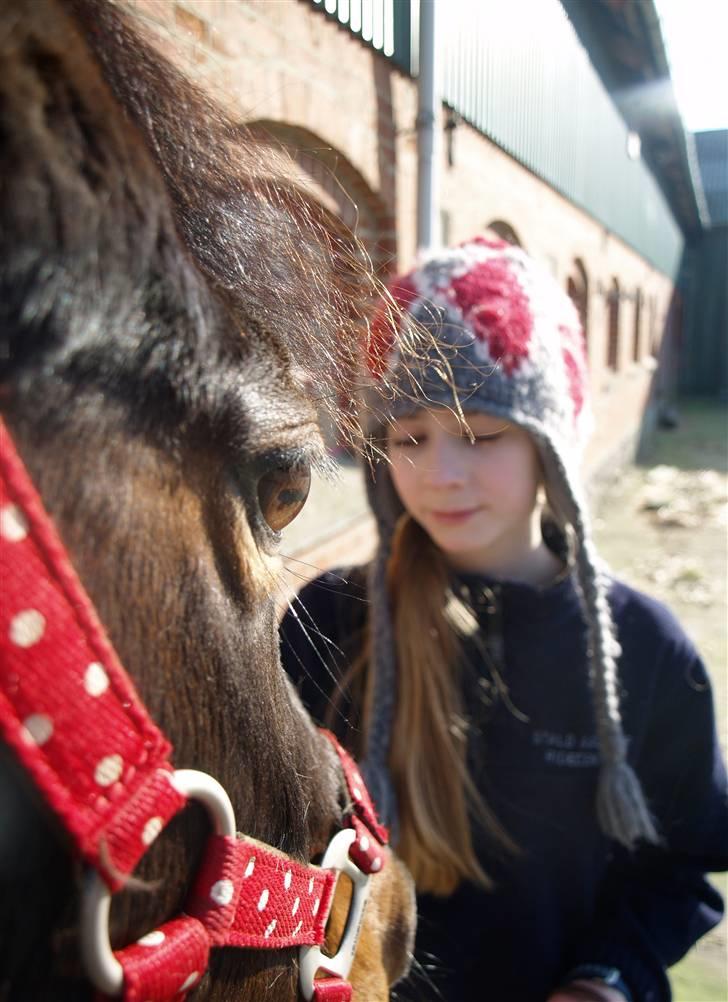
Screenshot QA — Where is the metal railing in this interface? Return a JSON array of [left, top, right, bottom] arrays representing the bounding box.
[[311, 0, 412, 72]]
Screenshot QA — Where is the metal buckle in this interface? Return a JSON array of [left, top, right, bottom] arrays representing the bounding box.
[[299, 828, 372, 1002], [80, 769, 236, 997]]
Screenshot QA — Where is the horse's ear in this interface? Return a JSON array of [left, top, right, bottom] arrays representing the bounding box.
[[0, 0, 176, 382], [66, 0, 382, 440]]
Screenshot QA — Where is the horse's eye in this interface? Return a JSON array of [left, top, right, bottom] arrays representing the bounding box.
[[257, 460, 311, 531]]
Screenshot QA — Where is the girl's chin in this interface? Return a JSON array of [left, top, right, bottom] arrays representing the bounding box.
[[431, 535, 493, 567]]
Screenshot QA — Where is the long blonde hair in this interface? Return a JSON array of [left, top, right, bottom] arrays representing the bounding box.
[[336, 514, 516, 895]]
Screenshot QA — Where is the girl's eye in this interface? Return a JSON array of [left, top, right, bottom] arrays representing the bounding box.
[[391, 434, 423, 448], [257, 459, 311, 531], [471, 432, 503, 444]]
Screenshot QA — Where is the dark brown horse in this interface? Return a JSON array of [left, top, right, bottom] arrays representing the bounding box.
[[0, 1, 414, 998]]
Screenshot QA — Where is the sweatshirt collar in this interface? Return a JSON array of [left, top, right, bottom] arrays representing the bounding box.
[[454, 565, 577, 620]]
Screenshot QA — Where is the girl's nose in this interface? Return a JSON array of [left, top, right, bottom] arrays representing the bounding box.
[[422, 440, 467, 488]]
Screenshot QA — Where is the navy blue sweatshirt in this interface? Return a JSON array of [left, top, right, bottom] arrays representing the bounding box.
[[279, 568, 728, 1002]]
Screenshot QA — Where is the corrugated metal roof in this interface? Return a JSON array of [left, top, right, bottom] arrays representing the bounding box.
[[694, 130, 728, 228]]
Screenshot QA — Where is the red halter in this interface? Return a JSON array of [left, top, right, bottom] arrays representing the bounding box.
[[0, 418, 389, 1002]]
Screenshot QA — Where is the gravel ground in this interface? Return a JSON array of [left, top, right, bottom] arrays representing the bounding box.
[[593, 398, 727, 1002]]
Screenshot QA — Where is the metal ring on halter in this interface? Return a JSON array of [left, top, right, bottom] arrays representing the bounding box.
[[80, 769, 237, 997], [299, 828, 373, 1002]]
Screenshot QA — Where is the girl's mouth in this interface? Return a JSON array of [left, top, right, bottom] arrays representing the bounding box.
[[429, 507, 481, 525]]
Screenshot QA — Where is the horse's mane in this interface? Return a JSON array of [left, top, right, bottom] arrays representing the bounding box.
[[2, 0, 379, 443]]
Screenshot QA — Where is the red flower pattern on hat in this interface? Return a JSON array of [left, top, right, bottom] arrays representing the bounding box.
[[470, 235, 509, 251], [449, 258, 533, 375], [559, 324, 588, 422]]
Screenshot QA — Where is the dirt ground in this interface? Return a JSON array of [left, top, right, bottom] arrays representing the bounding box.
[[593, 398, 727, 1002]]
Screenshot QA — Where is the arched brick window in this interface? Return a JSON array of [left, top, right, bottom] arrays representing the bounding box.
[[649, 294, 659, 357], [633, 289, 642, 362], [606, 278, 620, 371], [484, 219, 524, 248], [244, 121, 397, 457], [246, 120, 394, 274], [566, 257, 589, 357]]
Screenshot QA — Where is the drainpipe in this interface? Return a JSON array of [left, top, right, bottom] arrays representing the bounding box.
[[416, 0, 440, 253]]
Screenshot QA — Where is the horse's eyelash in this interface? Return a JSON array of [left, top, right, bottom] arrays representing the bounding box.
[[243, 442, 322, 473]]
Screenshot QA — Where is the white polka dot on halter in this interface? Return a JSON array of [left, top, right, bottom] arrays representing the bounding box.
[[10, 609, 45, 648], [84, 662, 109, 697], [308, 877, 314, 894], [137, 929, 165, 947], [0, 504, 29, 542], [257, 888, 269, 912], [283, 870, 292, 890], [178, 972, 199, 992], [22, 713, 53, 746], [352, 786, 362, 800], [94, 753, 123, 787], [264, 919, 277, 938], [370, 856, 382, 872], [291, 896, 300, 917], [312, 897, 320, 917], [141, 816, 163, 846], [210, 879, 234, 907], [359, 836, 370, 852], [292, 919, 303, 937], [244, 856, 256, 878]]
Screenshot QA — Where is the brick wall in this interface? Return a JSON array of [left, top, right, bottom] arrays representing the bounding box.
[[126, 0, 677, 580]]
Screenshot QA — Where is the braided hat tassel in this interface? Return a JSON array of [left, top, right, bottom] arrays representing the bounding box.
[[548, 445, 660, 849]]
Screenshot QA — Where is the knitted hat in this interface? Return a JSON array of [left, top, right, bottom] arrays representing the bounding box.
[[360, 236, 658, 850]]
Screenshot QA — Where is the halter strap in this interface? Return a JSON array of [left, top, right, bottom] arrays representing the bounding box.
[[0, 418, 388, 1001]]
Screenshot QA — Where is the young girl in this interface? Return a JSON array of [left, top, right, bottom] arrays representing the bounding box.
[[280, 239, 728, 1002]]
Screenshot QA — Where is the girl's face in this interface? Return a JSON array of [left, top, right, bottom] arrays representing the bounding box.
[[387, 408, 546, 579]]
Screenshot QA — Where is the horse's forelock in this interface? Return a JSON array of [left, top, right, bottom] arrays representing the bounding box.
[[67, 0, 376, 445]]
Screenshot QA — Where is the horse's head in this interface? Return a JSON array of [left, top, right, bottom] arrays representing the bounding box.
[[0, 1, 414, 998]]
